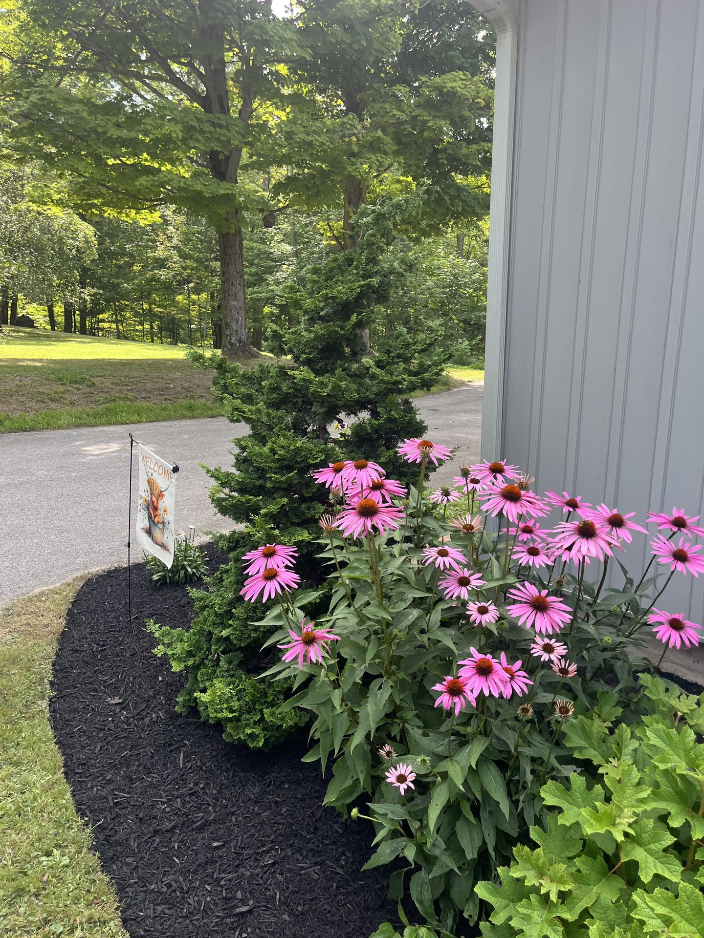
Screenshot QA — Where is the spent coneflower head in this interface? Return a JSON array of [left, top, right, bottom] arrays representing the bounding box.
[[318, 512, 337, 534], [650, 535, 704, 577], [451, 513, 484, 535], [648, 609, 701, 649], [554, 699, 575, 719], [646, 508, 704, 538], [397, 438, 452, 466], [517, 702, 534, 720], [278, 620, 341, 668], [378, 743, 397, 761]]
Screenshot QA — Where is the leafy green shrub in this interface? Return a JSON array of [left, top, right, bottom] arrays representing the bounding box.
[[253, 450, 702, 935], [476, 673, 704, 938], [145, 528, 207, 586], [149, 199, 449, 748]]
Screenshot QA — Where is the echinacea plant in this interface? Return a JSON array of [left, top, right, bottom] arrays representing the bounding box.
[[249, 444, 702, 935]]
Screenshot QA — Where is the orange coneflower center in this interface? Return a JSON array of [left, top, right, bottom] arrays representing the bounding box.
[[521, 524, 534, 534], [668, 617, 686, 631], [530, 595, 550, 612], [356, 498, 379, 518], [332, 461, 346, 473], [527, 546, 541, 556], [262, 568, 279, 580], [476, 604, 490, 614], [437, 548, 450, 557], [475, 658, 494, 676], [301, 630, 317, 645], [577, 520, 597, 539], [262, 545, 277, 558], [419, 439, 434, 450], [461, 524, 476, 532], [370, 479, 385, 490], [672, 548, 689, 562], [489, 462, 505, 474], [565, 498, 580, 509], [671, 515, 688, 528], [607, 513, 625, 528], [501, 484, 522, 502], [504, 666, 515, 678], [353, 459, 368, 470], [446, 679, 465, 696], [457, 575, 471, 587]]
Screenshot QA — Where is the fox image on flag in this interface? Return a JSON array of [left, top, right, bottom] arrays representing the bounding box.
[[137, 444, 176, 568]]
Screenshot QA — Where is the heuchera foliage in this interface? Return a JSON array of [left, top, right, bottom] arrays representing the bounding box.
[[148, 200, 448, 748], [255, 447, 702, 935]]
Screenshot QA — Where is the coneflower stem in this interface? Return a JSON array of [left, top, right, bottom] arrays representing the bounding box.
[[625, 570, 675, 637], [328, 534, 362, 621], [592, 556, 609, 606], [448, 712, 455, 758]]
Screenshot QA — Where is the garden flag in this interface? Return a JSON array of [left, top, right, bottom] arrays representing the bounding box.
[[136, 444, 176, 568]]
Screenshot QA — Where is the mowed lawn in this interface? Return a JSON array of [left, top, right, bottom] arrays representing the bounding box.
[[0, 327, 223, 432]]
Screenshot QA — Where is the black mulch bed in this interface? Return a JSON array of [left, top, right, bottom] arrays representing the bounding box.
[[50, 550, 397, 938]]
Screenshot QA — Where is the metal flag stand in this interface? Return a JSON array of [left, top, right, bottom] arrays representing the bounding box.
[[127, 432, 179, 626]]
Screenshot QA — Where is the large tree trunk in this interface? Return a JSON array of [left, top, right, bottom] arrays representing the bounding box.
[[63, 301, 74, 333], [10, 294, 19, 325], [78, 277, 88, 335], [47, 301, 56, 331], [342, 177, 367, 251], [218, 225, 254, 358], [0, 284, 8, 325]]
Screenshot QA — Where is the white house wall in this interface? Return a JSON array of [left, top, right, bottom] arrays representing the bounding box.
[[500, 0, 704, 617]]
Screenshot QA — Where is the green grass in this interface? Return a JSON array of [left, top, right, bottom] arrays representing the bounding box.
[[0, 582, 128, 938], [446, 365, 484, 384], [0, 326, 225, 432]]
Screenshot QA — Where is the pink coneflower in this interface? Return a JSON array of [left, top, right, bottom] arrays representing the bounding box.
[[513, 542, 553, 569], [341, 458, 385, 490], [451, 513, 484, 535], [430, 486, 463, 506], [551, 657, 577, 678], [397, 438, 452, 466], [278, 620, 340, 668], [422, 544, 468, 571], [242, 543, 298, 574], [438, 568, 486, 601], [385, 763, 416, 796], [241, 566, 300, 602], [509, 518, 545, 542], [378, 743, 397, 760], [506, 582, 572, 634], [312, 460, 348, 489], [480, 482, 548, 523], [469, 459, 520, 485], [458, 648, 510, 698], [334, 497, 404, 539], [545, 491, 591, 514], [466, 600, 500, 626], [432, 675, 475, 715], [453, 470, 485, 493], [363, 477, 407, 504], [499, 653, 533, 698], [530, 638, 568, 662], [650, 535, 704, 577], [582, 503, 647, 543], [647, 508, 704, 538], [649, 609, 702, 648], [551, 518, 617, 564]]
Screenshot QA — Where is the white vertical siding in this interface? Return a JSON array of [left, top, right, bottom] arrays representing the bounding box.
[[501, 0, 704, 615]]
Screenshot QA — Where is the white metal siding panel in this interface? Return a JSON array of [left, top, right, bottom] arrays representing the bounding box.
[[503, 0, 704, 614]]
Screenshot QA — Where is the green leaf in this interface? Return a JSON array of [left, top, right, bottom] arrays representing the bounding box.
[[427, 779, 450, 833], [367, 679, 393, 736], [475, 867, 530, 925], [510, 845, 571, 901], [477, 757, 510, 820], [541, 775, 605, 829], [561, 853, 624, 921], [620, 818, 680, 884], [456, 814, 482, 861], [632, 883, 704, 937], [362, 838, 407, 870], [513, 893, 565, 937], [530, 815, 582, 865], [562, 716, 610, 765], [409, 870, 436, 922]]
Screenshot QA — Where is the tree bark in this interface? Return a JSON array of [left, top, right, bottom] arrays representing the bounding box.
[[456, 233, 465, 258], [342, 177, 367, 251], [10, 294, 19, 325], [63, 301, 74, 333], [0, 284, 8, 325], [218, 225, 254, 357], [47, 301, 56, 331], [78, 277, 88, 334]]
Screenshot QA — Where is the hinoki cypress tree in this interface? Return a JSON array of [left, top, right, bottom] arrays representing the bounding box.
[[149, 200, 449, 748]]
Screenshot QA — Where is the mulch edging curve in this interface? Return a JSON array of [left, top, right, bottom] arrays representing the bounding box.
[[50, 554, 396, 938]]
